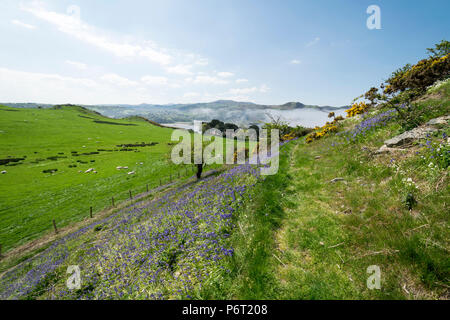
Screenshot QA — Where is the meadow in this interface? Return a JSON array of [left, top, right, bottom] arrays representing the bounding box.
[[0, 105, 204, 253], [0, 80, 448, 300], [198, 81, 449, 299]]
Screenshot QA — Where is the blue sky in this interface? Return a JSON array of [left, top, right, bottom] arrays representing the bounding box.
[[0, 0, 448, 106]]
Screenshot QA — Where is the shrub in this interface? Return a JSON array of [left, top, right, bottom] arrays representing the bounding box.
[[305, 120, 340, 143], [384, 41, 450, 96], [345, 102, 369, 118]]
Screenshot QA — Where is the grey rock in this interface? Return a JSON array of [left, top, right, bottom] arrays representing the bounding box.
[[385, 127, 437, 147], [374, 144, 408, 155], [426, 115, 450, 126]]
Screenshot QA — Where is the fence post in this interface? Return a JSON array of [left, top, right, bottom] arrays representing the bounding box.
[[129, 190, 132, 200], [52, 219, 58, 234], [159, 178, 162, 186], [146, 184, 149, 192], [90, 206, 93, 218], [112, 197, 115, 207]]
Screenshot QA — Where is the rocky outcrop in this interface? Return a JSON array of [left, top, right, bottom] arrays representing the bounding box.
[[426, 115, 450, 126], [384, 127, 438, 148], [374, 145, 408, 155], [376, 115, 449, 153]]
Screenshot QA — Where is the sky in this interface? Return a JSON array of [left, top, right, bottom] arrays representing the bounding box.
[[0, 0, 449, 106]]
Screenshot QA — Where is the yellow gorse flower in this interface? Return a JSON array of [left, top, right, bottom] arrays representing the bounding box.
[[345, 102, 368, 118], [305, 118, 341, 143]]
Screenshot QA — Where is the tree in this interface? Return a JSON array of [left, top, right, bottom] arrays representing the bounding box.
[[384, 40, 449, 96], [364, 87, 381, 107], [263, 113, 291, 137], [249, 124, 260, 140], [190, 142, 205, 180], [191, 139, 222, 180], [426, 40, 450, 58], [224, 123, 238, 131]]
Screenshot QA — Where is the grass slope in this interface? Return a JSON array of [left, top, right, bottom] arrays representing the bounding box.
[[201, 82, 449, 299], [0, 105, 197, 252], [0, 81, 448, 299]]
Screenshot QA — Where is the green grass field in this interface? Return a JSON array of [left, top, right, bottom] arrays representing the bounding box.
[[0, 105, 205, 252], [198, 84, 449, 299], [0, 81, 447, 299]]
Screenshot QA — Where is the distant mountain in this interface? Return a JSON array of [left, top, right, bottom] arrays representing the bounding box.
[[0, 100, 348, 127], [0, 102, 54, 109], [88, 100, 347, 112]]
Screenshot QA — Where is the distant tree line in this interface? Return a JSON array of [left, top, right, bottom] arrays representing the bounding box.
[[202, 119, 261, 139]]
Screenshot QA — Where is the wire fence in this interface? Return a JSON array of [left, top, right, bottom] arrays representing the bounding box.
[[0, 164, 201, 257]]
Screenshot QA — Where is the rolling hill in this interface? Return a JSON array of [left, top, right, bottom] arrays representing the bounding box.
[[0, 105, 200, 252], [1, 100, 348, 127]]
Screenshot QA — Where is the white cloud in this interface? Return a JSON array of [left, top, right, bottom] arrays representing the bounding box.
[[11, 19, 36, 30], [194, 58, 209, 66], [65, 60, 87, 70], [228, 84, 269, 95], [188, 75, 229, 85], [217, 71, 234, 78], [0, 67, 170, 104], [22, 2, 172, 65], [290, 59, 301, 64], [100, 73, 138, 87], [20, 2, 253, 86], [0, 67, 97, 103], [259, 84, 270, 93], [166, 64, 193, 75], [229, 87, 258, 95], [306, 37, 320, 47], [183, 92, 200, 98], [139, 47, 172, 66], [141, 75, 168, 86], [235, 78, 249, 84]]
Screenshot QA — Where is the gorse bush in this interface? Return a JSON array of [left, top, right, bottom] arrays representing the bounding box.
[[305, 117, 342, 143], [263, 118, 312, 142], [345, 102, 369, 118], [384, 40, 450, 97]]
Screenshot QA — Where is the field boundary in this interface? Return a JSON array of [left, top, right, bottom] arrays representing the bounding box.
[[0, 166, 226, 278]]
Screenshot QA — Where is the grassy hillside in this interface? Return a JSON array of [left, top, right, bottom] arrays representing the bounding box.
[[0, 80, 447, 299], [200, 81, 449, 299], [0, 105, 199, 252], [0, 163, 258, 299]]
